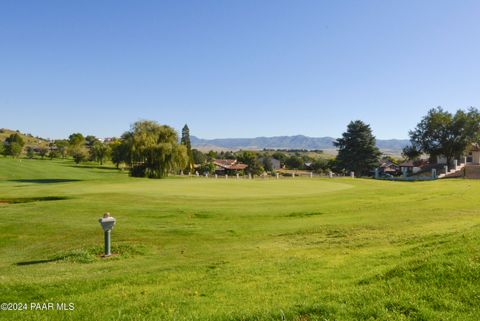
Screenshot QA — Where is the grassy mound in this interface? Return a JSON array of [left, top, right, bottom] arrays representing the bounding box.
[[1, 158, 480, 320]]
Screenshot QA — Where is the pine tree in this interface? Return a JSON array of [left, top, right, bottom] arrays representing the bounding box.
[[181, 124, 194, 173], [334, 120, 381, 176]]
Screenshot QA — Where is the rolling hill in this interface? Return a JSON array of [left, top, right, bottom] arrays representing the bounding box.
[[0, 128, 50, 148]]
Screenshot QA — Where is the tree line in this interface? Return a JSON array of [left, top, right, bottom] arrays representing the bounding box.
[[3, 106, 478, 178], [1, 120, 335, 178], [191, 149, 334, 176]]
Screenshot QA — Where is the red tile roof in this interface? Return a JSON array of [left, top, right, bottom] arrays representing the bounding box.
[[213, 159, 248, 170], [228, 164, 248, 170], [213, 159, 236, 166]]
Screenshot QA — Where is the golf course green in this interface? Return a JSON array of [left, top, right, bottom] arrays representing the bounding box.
[[1, 158, 479, 320]]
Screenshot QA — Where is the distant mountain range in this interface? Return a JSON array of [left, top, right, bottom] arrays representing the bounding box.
[[191, 135, 410, 154], [1, 128, 409, 156]]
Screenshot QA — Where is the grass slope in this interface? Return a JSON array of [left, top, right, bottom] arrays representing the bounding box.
[[0, 158, 479, 321]]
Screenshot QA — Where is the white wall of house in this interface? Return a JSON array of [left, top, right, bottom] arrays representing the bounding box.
[[437, 155, 447, 165], [472, 151, 480, 165]]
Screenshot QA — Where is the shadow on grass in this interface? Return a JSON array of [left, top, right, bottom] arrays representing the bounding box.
[[10, 179, 82, 184], [15, 244, 147, 266], [16, 258, 62, 266], [67, 165, 118, 171], [0, 196, 70, 204]]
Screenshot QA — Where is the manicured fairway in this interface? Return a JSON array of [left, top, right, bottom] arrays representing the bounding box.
[[0, 158, 479, 321]]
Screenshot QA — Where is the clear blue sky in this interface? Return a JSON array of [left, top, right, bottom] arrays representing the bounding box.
[[1, 0, 480, 140]]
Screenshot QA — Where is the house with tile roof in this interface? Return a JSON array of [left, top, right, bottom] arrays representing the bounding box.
[[213, 159, 248, 175]]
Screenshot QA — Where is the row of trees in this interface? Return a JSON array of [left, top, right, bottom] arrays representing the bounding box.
[[6, 106, 475, 178], [1, 131, 113, 163], [1, 120, 374, 177], [191, 148, 334, 176], [4, 121, 190, 179], [1, 121, 359, 177], [130, 119, 379, 177]]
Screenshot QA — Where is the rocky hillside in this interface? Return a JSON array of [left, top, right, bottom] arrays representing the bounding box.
[[0, 128, 50, 148]]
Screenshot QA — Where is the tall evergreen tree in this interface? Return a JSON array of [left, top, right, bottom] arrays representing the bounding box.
[[180, 124, 194, 173], [334, 120, 381, 176]]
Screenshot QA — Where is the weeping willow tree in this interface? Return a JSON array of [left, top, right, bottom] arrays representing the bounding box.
[[123, 120, 188, 178]]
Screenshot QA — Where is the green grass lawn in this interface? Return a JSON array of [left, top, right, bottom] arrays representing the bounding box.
[[0, 158, 479, 321]]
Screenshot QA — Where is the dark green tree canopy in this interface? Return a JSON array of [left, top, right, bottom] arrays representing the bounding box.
[[0, 141, 4, 155], [85, 135, 98, 149], [48, 148, 60, 159], [262, 157, 273, 172], [408, 107, 480, 165], [54, 139, 69, 158], [192, 149, 206, 164], [90, 141, 111, 165], [310, 158, 330, 173], [271, 152, 287, 164], [68, 133, 85, 146], [402, 144, 422, 161], [37, 146, 49, 159], [334, 120, 381, 176], [110, 138, 130, 168], [68, 133, 87, 163], [5, 133, 25, 145], [26, 146, 35, 159], [71, 147, 88, 164], [3, 133, 25, 157], [206, 150, 217, 161], [237, 151, 263, 176], [285, 155, 303, 169]]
